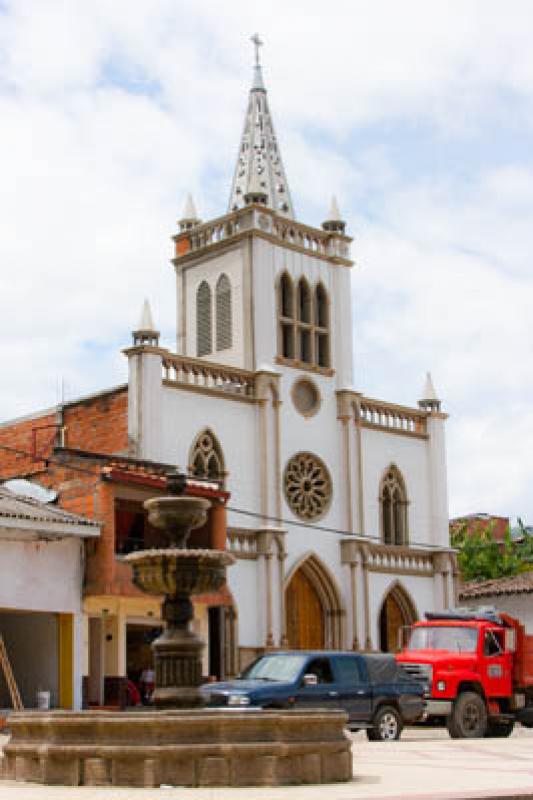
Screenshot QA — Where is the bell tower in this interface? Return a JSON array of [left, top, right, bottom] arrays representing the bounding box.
[[171, 38, 354, 389]]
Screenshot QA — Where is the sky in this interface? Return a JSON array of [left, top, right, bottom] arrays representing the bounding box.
[[0, 0, 532, 521]]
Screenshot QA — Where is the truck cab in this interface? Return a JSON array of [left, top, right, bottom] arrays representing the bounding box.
[[397, 608, 524, 738]]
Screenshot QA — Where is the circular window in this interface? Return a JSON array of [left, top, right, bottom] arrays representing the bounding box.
[[284, 452, 332, 521], [292, 378, 320, 417]]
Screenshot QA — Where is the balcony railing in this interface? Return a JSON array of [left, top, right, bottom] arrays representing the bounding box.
[[358, 398, 427, 437], [162, 354, 256, 400], [174, 206, 351, 263]]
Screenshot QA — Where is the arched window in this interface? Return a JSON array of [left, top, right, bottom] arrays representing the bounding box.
[[380, 465, 408, 545], [296, 278, 312, 363], [277, 272, 331, 371], [314, 283, 330, 368], [278, 272, 295, 359], [189, 429, 225, 481], [196, 281, 212, 357], [216, 274, 232, 351]]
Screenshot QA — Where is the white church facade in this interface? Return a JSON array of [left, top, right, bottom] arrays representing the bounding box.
[[125, 44, 455, 668]]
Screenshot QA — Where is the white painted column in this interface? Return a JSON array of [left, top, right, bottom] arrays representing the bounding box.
[[426, 414, 449, 548], [126, 347, 163, 461], [332, 267, 354, 389], [73, 611, 84, 710]]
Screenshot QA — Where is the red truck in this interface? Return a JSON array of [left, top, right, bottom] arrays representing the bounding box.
[[397, 608, 533, 738]]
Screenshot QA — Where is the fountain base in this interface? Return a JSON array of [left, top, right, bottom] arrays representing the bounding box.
[[1, 709, 353, 787]]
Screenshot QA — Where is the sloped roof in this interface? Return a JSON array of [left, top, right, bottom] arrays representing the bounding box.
[[459, 572, 533, 599], [0, 486, 99, 536]]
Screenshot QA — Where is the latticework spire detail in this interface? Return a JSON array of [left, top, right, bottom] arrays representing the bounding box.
[[228, 36, 294, 218]]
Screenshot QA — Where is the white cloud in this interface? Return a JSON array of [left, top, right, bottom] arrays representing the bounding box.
[[0, 0, 532, 522]]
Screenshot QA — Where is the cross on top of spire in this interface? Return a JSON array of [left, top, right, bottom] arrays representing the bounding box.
[[251, 33, 263, 66]]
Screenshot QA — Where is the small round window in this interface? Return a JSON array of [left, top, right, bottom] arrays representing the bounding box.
[[292, 378, 320, 417]]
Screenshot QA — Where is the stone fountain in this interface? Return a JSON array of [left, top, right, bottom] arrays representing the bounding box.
[[126, 471, 234, 708], [1, 472, 352, 788]]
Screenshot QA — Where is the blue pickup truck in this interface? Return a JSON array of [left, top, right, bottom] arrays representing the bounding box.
[[201, 650, 426, 740]]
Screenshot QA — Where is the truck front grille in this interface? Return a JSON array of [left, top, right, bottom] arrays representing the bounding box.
[[401, 663, 433, 687]]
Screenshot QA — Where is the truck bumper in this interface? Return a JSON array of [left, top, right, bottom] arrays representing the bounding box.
[[425, 699, 452, 717]]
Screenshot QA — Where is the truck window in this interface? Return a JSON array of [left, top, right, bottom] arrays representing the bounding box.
[[304, 658, 334, 684], [484, 630, 503, 657], [332, 656, 363, 685], [408, 626, 478, 653]]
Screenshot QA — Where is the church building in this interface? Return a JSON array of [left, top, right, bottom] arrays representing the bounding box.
[[125, 40, 455, 666], [0, 42, 455, 692]]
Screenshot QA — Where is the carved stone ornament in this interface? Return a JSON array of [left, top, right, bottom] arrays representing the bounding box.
[[284, 452, 332, 521]]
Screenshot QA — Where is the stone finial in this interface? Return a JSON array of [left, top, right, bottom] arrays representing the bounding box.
[[418, 371, 441, 412], [133, 299, 160, 346], [322, 195, 346, 234], [178, 193, 201, 232]]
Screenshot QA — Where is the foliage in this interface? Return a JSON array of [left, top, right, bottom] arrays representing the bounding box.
[[451, 520, 533, 583]]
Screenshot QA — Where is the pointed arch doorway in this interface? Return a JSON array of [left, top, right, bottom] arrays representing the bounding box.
[[379, 583, 417, 653], [285, 554, 344, 650]]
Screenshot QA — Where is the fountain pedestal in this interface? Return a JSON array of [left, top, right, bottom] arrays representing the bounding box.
[[126, 548, 233, 708]]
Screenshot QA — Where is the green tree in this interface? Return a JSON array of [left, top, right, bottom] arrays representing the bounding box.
[[451, 522, 523, 582]]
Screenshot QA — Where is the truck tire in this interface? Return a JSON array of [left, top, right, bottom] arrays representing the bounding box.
[[485, 720, 514, 738], [447, 692, 487, 739], [366, 706, 403, 741]]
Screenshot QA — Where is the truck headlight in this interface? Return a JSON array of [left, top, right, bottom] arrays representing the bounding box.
[[436, 681, 446, 692], [227, 694, 251, 706]]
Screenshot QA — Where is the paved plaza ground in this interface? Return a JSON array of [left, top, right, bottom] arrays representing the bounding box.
[[1, 726, 533, 799]]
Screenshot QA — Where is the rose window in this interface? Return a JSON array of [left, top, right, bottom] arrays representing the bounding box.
[[284, 452, 332, 521]]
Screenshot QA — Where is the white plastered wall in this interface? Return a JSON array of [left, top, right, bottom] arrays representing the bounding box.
[[0, 537, 84, 708], [360, 427, 433, 548]]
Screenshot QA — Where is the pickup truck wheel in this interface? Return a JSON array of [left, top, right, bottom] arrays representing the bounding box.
[[485, 720, 514, 738], [447, 692, 487, 739], [366, 706, 403, 741]]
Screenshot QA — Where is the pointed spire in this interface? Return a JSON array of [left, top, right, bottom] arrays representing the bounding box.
[[178, 193, 201, 232], [132, 299, 160, 347], [418, 372, 441, 412], [322, 195, 346, 233], [228, 36, 295, 218], [138, 299, 155, 331]]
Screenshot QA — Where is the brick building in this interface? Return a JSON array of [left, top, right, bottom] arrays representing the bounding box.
[[450, 514, 510, 542], [0, 385, 232, 707]]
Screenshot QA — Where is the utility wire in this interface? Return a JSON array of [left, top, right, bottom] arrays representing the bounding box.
[[0, 442, 528, 555]]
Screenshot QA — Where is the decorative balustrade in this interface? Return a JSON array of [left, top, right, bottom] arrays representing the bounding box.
[[174, 207, 351, 263], [358, 398, 427, 437], [162, 354, 256, 400], [227, 529, 259, 559], [364, 543, 434, 575]]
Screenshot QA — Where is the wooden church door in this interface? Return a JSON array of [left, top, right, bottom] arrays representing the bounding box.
[[379, 592, 404, 652], [286, 569, 324, 649]]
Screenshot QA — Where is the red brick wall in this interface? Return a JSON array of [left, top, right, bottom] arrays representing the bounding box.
[[0, 386, 128, 482], [0, 411, 57, 481], [0, 386, 141, 597], [62, 388, 128, 454]]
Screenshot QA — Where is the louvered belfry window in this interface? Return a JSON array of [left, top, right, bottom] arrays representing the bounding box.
[[216, 274, 232, 351], [196, 280, 212, 356]]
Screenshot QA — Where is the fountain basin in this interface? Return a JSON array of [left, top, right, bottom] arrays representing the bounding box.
[[126, 548, 234, 597], [1, 709, 353, 787], [144, 495, 210, 547]]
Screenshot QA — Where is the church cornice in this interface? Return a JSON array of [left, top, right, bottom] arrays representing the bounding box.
[[172, 205, 353, 270]]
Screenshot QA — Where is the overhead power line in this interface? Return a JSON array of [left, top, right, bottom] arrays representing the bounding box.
[[0, 442, 528, 555]]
